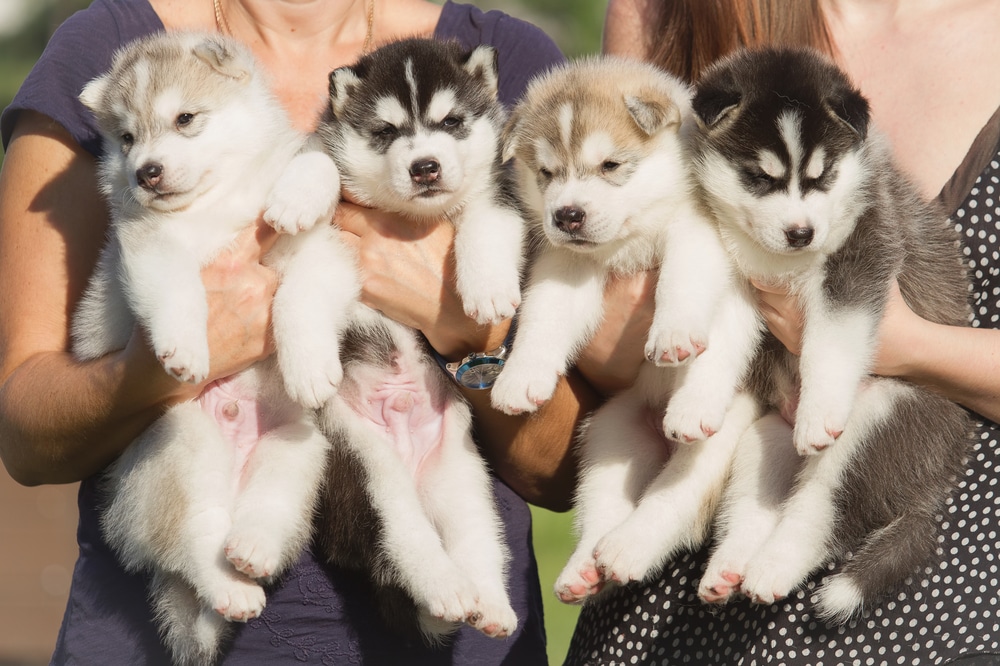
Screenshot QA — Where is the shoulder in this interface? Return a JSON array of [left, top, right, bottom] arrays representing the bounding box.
[[435, 1, 565, 107], [1, 0, 163, 156]]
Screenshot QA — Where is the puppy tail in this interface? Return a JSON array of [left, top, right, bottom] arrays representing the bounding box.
[[150, 571, 233, 666], [814, 508, 937, 623]]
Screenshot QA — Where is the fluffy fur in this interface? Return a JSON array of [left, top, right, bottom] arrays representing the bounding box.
[[492, 56, 761, 604], [311, 38, 522, 644], [685, 47, 973, 621], [74, 32, 357, 664]]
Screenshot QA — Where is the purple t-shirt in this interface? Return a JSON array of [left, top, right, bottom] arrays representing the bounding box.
[[2, 2, 564, 664]]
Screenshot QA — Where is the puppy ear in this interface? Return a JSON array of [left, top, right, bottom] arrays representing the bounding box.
[[328, 66, 361, 118], [192, 35, 252, 81], [624, 92, 681, 136], [462, 44, 499, 99], [691, 81, 741, 129], [825, 86, 870, 140], [79, 73, 109, 112], [501, 106, 522, 163]]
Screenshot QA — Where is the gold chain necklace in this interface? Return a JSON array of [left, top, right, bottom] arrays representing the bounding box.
[[212, 0, 376, 54]]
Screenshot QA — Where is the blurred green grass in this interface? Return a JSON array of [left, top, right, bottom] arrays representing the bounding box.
[[530, 506, 580, 665]]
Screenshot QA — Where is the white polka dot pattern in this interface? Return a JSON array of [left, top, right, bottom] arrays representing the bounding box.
[[563, 156, 1000, 666]]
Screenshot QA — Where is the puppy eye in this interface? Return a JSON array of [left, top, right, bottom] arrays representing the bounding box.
[[121, 132, 134, 146], [601, 161, 621, 173], [538, 167, 553, 180], [373, 123, 398, 138], [440, 116, 462, 129], [745, 168, 777, 186], [175, 112, 195, 128]]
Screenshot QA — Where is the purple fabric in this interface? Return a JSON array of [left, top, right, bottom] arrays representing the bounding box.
[[2, 2, 564, 663]]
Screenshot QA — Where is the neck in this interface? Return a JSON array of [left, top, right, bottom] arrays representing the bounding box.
[[216, 0, 374, 53]]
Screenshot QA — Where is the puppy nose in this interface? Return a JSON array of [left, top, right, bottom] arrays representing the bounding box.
[[785, 226, 814, 248], [553, 206, 586, 233], [136, 163, 163, 190], [409, 159, 440, 184]]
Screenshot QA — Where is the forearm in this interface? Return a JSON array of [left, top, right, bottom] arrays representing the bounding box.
[[0, 342, 187, 486], [466, 370, 596, 512], [877, 318, 1000, 422]]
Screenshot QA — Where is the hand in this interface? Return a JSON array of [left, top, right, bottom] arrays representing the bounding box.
[[576, 270, 656, 395], [752, 278, 804, 355], [335, 198, 503, 358], [197, 222, 278, 383]]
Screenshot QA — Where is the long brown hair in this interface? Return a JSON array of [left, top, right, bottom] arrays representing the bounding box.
[[648, 0, 833, 83]]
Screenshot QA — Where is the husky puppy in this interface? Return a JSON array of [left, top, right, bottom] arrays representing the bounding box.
[[686, 47, 972, 621], [75, 32, 358, 664], [312, 38, 522, 643], [492, 57, 761, 604]]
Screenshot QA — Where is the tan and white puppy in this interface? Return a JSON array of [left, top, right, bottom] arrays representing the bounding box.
[[75, 32, 357, 665], [494, 57, 760, 603]]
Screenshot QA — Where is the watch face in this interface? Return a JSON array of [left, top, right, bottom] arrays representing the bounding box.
[[455, 357, 505, 389]]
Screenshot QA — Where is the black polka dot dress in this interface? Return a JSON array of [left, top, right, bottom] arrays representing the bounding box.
[[564, 130, 1000, 666]]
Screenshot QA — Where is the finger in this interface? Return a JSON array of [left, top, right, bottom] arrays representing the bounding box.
[[335, 200, 369, 238], [749, 277, 783, 294]]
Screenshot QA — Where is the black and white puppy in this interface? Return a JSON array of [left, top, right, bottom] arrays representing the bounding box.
[[311, 38, 524, 644], [686, 47, 973, 622]]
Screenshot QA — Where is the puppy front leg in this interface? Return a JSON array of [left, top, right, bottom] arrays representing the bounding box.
[[452, 199, 525, 325], [490, 251, 605, 414], [663, 284, 763, 442], [269, 225, 359, 408], [264, 139, 341, 235], [120, 237, 210, 384], [646, 204, 731, 365], [794, 299, 877, 455]]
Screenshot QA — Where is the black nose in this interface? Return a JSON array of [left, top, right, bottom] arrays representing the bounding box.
[[785, 226, 814, 248], [553, 206, 586, 233], [136, 163, 163, 190], [409, 159, 440, 184]]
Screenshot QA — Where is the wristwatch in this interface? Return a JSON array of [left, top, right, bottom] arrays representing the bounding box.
[[433, 317, 516, 390]]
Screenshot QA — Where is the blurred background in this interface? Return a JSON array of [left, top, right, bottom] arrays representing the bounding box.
[[0, 1, 605, 664]]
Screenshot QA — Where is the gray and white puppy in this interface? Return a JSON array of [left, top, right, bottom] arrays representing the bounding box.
[[686, 47, 972, 622], [74, 32, 358, 664], [312, 38, 523, 644]]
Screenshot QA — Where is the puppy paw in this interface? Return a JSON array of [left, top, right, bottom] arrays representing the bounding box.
[[153, 335, 210, 384], [424, 575, 481, 626], [279, 353, 343, 408], [554, 559, 604, 604], [644, 327, 706, 367], [593, 527, 663, 587], [207, 575, 266, 622], [740, 556, 801, 607], [662, 388, 728, 443], [467, 589, 518, 639], [224, 531, 284, 580], [698, 568, 744, 604], [792, 410, 844, 455], [490, 368, 557, 415], [264, 151, 340, 235]]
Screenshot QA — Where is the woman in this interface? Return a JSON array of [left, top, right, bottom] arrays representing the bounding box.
[[0, 0, 590, 662], [564, 1, 1000, 664]]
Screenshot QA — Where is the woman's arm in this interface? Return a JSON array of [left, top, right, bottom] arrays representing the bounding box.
[[603, 0, 658, 58], [755, 280, 1000, 422], [336, 201, 611, 511], [0, 112, 278, 485]]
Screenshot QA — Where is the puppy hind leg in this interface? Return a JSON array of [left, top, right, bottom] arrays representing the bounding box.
[[699, 411, 799, 604], [554, 388, 668, 604], [419, 406, 517, 638], [594, 392, 758, 589], [226, 419, 331, 580]]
